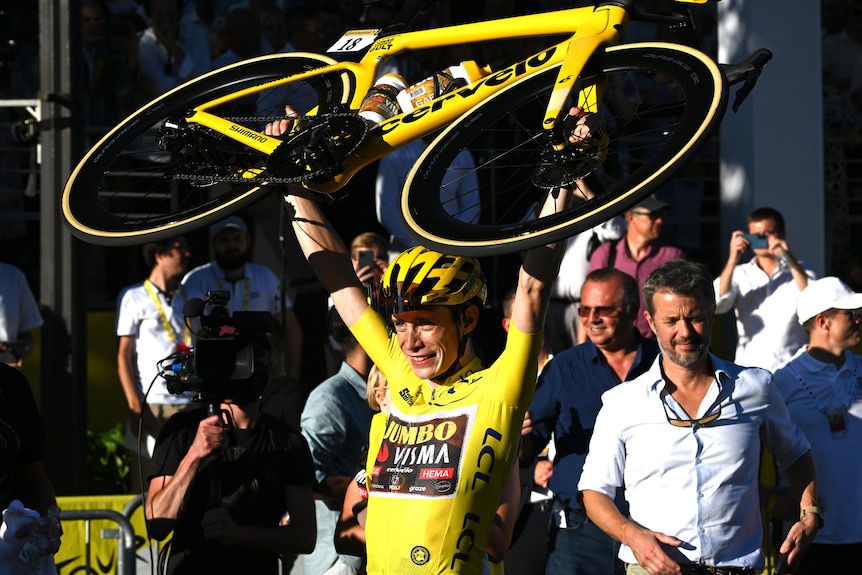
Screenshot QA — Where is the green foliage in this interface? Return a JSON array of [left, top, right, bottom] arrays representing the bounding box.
[[87, 424, 131, 494]]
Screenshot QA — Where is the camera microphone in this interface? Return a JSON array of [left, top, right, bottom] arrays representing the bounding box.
[[184, 297, 206, 319]]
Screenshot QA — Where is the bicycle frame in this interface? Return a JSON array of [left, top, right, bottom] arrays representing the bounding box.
[[186, 3, 635, 194]]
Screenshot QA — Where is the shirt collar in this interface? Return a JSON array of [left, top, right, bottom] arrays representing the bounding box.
[[210, 261, 247, 282], [338, 361, 372, 398], [797, 346, 847, 375], [211, 261, 226, 279], [586, 334, 649, 374], [646, 352, 732, 393], [438, 355, 485, 386]]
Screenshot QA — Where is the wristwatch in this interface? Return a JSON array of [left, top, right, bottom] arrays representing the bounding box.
[[800, 506, 824, 529]]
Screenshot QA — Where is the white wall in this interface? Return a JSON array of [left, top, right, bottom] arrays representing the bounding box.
[[718, 0, 824, 274]]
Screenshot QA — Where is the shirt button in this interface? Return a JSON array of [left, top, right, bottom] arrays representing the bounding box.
[[698, 492, 704, 498]]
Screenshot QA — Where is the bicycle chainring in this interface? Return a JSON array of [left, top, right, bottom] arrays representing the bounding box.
[[268, 113, 368, 182], [158, 119, 243, 187]]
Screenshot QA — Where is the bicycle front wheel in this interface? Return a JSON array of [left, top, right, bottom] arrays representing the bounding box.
[[63, 53, 350, 245], [403, 43, 727, 255]]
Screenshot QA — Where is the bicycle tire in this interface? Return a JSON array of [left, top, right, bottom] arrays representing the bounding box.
[[62, 53, 350, 245], [403, 43, 727, 256]]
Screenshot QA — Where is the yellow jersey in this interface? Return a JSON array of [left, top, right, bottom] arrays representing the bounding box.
[[350, 307, 541, 574]]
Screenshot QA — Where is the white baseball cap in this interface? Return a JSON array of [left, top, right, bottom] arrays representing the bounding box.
[[797, 276, 862, 324], [209, 215, 248, 239]]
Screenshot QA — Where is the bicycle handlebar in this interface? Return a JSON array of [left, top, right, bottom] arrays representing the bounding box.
[[721, 48, 773, 112]]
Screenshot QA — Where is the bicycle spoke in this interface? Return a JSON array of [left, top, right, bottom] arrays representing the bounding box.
[[405, 44, 725, 255], [63, 54, 347, 243]]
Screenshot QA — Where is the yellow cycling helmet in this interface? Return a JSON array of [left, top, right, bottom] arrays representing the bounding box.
[[372, 246, 487, 315]]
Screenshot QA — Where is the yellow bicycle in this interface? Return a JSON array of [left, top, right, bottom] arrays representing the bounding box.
[[61, 0, 770, 255]]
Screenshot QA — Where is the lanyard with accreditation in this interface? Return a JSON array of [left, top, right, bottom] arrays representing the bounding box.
[[143, 279, 191, 351], [215, 274, 251, 311]]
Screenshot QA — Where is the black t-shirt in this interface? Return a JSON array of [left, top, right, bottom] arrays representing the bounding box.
[[0, 364, 46, 510], [149, 407, 315, 575]]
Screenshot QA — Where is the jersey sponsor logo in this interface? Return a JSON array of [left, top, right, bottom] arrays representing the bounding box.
[[371, 441, 388, 478], [398, 387, 414, 405], [411, 545, 431, 565], [419, 467, 454, 480], [228, 123, 269, 143], [450, 512, 481, 570], [377, 47, 558, 136], [449, 427, 505, 570], [384, 419, 458, 445], [370, 408, 471, 498]]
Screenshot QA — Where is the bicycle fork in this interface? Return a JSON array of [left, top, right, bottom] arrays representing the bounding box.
[[543, 5, 627, 134]]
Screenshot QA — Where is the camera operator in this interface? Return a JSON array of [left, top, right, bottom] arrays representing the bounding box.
[[145, 330, 316, 574]]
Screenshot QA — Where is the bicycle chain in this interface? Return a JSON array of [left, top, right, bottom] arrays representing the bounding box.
[[172, 171, 303, 185], [169, 112, 360, 185]]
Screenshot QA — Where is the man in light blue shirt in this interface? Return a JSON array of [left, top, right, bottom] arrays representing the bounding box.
[[301, 307, 375, 575], [580, 260, 819, 575]]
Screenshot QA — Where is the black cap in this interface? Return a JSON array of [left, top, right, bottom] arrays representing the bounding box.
[[628, 195, 669, 213]]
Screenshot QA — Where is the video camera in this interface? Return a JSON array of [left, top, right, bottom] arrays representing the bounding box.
[[160, 290, 273, 403]]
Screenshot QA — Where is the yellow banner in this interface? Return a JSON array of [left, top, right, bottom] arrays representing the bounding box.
[[55, 495, 163, 575]]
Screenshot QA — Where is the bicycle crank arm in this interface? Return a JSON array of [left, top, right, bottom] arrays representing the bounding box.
[[720, 47, 773, 112]]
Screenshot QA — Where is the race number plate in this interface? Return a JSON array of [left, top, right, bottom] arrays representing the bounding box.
[[327, 29, 380, 53]]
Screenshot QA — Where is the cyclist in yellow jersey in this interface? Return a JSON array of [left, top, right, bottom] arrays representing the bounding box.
[[353, 248, 544, 574], [337, 363, 522, 573], [284, 183, 568, 573], [279, 108, 592, 574]]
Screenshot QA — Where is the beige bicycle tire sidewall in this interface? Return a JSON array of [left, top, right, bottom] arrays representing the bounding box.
[[61, 52, 348, 243], [401, 42, 725, 252]]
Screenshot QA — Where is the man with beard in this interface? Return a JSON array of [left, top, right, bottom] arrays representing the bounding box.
[[117, 236, 198, 490], [180, 216, 303, 381], [578, 260, 819, 575]]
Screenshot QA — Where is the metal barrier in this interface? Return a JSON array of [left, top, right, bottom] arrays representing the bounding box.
[[58, 508, 136, 575], [55, 494, 161, 575]]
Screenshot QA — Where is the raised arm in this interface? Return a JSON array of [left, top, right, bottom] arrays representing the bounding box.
[[717, 230, 747, 298], [282, 189, 369, 328], [509, 189, 572, 336], [146, 414, 224, 540], [772, 240, 811, 292]]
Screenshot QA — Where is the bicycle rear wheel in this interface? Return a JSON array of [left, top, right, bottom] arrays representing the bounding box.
[[403, 43, 727, 256], [62, 53, 350, 245]]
